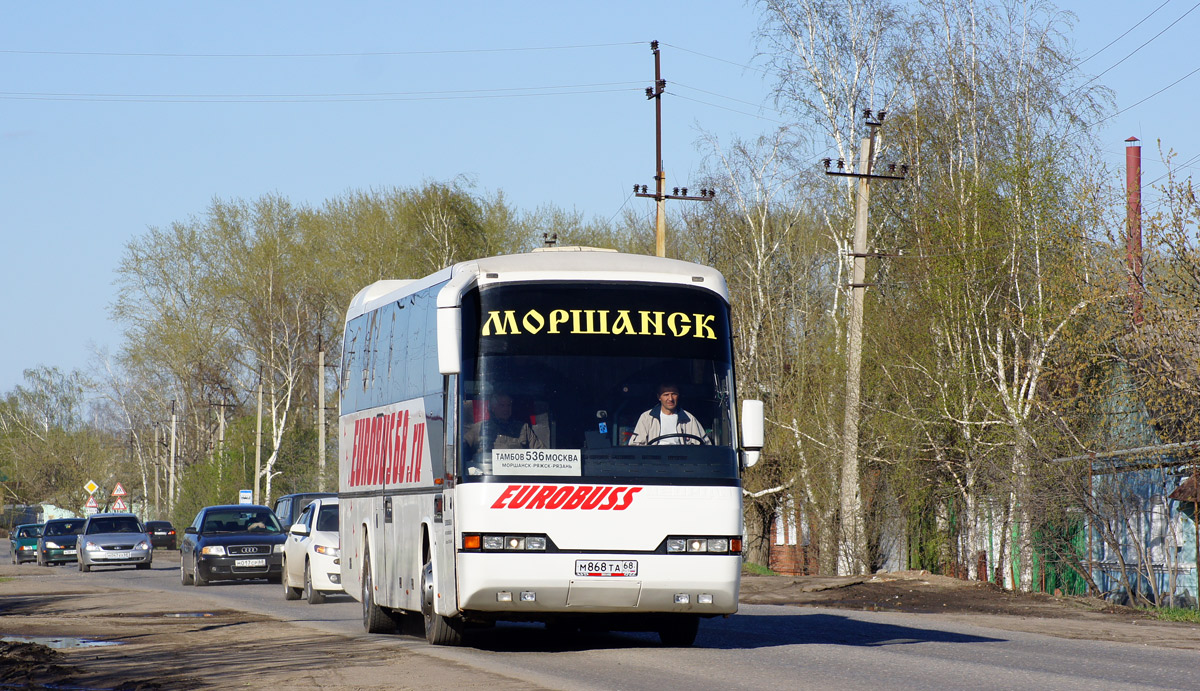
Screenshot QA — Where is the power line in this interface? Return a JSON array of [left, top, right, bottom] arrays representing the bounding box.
[[0, 42, 643, 59], [1073, 0, 1172, 69], [1085, 63, 1200, 131], [670, 92, 786, 124], [0, 81, 642, 101], [0, 86, 642, 104], [1072, 1, 1200, 96], [659, 42, 768, 75]]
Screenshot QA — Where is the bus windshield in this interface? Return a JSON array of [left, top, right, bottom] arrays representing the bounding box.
[[458, 282, 738, 483]]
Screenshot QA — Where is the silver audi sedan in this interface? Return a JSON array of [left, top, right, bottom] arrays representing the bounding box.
[[76, 513, 153, 572]]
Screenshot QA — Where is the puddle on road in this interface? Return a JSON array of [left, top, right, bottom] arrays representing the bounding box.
[[1, 635, 122, 649], [162, 612, 216, 618]]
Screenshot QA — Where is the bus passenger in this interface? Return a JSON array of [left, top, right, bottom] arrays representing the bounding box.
[[464, 393, 544, 454], [628, 383, 710, 446]]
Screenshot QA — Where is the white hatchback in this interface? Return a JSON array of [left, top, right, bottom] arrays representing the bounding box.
[[281, 497, 342, 604]]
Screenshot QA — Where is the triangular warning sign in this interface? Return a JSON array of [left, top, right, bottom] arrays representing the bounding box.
[[112, 497, 128, 511], [85, 496, 98, 509], [111, 483, 127, 497]]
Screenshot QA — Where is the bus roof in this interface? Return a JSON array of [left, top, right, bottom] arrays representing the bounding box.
[[346, 248, 729, 322]]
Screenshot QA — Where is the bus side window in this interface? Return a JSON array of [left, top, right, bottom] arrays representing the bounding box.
[[341, 315, 366, 414], [390, 301, 410, 403]]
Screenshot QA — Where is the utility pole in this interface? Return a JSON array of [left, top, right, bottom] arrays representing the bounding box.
[[168, 401, 178, 513], [153, 423, 161, 518], [633, 40, 714, 258], [255, 372, 264, 505], [317, 339, 327, 492], [823, 110, 906, 575], [210, 389, 236, 454]]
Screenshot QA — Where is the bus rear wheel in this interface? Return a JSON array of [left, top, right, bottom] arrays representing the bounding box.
[[361, 548, 395, 634], [421, 559, 463, 646]]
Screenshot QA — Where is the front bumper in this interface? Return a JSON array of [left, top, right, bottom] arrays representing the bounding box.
[[80, 547, 152, 568], [456, 552, 741, 615], [308, 552, 342, 591], [14, 544, 38, 563], [197, 553, 283, 581], [40, 547, 78, 564]]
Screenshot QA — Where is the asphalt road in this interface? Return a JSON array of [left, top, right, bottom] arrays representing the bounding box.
[[19, 551, 1199, 690]]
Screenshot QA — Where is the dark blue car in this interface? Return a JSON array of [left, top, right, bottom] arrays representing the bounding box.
[[179, 505, 285, 585]]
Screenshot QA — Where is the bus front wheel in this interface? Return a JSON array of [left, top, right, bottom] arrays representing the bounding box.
[[657, 615, 699, 647], [421, 559, 463, 645]]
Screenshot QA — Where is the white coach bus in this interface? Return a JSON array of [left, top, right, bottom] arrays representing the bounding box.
[[339, 247, 763, 646]]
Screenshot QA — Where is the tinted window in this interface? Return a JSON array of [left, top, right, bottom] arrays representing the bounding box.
[[86, 517, 142, 534], [43, 520, 84, 536], [201, 509, 281, 534], [315, 505, 339, 532]]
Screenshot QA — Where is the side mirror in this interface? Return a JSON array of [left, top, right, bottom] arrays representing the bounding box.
[[740, 399, 764, 468], [437, 306, 462, 375], [289, 523, 310, 537], [184, 527, 196, 535]]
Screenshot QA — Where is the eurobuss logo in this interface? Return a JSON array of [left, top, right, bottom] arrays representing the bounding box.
[[490, 485, 643, 511]]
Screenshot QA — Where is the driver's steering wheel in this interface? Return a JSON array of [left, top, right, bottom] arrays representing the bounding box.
[[645, 433, 706, 445]]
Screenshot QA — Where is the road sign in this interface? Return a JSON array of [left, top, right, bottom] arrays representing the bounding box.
[[111, 483, 127, 497], [112, 497, 128, 511], [85, 495, 98, 509], [85, 480, 98, 495], [238, 489, 253, 504]]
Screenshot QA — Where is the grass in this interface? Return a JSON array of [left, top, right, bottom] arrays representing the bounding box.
[[742, 562, 777, 576], [1147, 607, 1200, 624]]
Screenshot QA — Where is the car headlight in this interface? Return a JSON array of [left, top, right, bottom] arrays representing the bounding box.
[[19, 545, 34, 551], [84, 541, 102, 551], [44, 541, 64, 549], [313, 544, 340, 558], [200, 545, 226, 556], [273, 544, 283, 554], [135, 541, 150, 551]]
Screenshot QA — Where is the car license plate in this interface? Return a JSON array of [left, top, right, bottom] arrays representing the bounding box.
[[235, 558, 266, 567], [64, 549, 76, 555], [575, 559, 637, 577], [107, 552, 132, 559]]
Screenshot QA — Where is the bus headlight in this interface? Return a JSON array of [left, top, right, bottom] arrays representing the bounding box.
[[665, 536, 742, 554], [465, 533, 551, 551], [707, 538, 730, 553]]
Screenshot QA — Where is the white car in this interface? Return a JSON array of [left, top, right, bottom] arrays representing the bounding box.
[[281, 496, 342, 604]]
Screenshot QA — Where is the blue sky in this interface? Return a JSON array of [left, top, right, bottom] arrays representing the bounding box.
[[1, 1, 1195, 394]]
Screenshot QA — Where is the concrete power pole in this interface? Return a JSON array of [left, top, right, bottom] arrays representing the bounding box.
[[254, 375, 264, 505], [153, 424, 161, 518], [824, 110, 906, 576], [168, 400, 178, 513], [633, 40, 714, 257], [318, 343, 327, 492]]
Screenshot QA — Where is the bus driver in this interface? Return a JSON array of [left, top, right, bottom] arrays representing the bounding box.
[[628, 383, 710, 446]]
